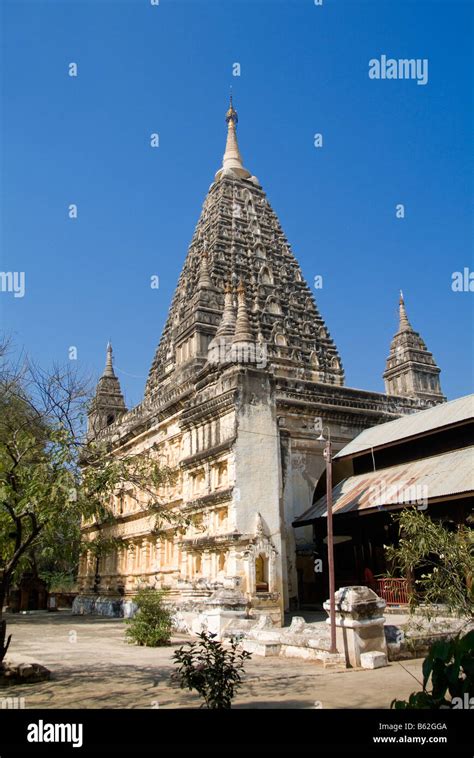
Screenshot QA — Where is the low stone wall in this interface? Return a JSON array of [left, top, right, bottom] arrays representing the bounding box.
[[72, 587, 254, 632], [236, 587, 391, 669], [236, 615, 345, 668], [385, 618, 473, 661], [72, 595, 136, 618]]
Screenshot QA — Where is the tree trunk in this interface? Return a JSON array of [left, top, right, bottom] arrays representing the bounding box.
[[0, 619, 12, 665], [0, 576, 8, 620]]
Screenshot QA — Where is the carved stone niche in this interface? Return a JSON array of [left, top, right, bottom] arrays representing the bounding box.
[[264, 296, 282, 316], [288, 292, 298, 306], [309, 350, 320, 368], [259, 265, 273, 285]]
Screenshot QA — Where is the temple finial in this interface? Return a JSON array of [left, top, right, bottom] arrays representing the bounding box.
[[398, 290, 412, 332], [103, 341, 115, 377], [215, 96, 251, 181], [226, 93, 238, 125]]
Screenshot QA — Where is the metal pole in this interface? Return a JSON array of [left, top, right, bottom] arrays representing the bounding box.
[[326, 438, 337, 654]]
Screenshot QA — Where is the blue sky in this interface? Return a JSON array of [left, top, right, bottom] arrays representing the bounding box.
[[1, 0, 472, 408]]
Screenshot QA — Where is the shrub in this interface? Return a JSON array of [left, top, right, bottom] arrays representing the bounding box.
[[125, 588, 172, 647], [391, 630, 474, 709], [172, 631, 251, 708], [384, 509, 473, 618]]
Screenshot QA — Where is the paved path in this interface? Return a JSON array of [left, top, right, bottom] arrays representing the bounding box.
[[1, 612, 424, 709]]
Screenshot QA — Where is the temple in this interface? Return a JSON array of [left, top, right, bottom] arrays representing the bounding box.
[[76, 99, 445, 620]]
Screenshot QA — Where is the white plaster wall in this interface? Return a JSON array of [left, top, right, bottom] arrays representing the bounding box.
[[232, 373, 283, 612]]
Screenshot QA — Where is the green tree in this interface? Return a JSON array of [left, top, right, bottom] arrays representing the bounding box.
[[385, 508, 473, 618], [0, 369, 82, 614], [391, 630, 474, 709], [0, 339, 180, 661]]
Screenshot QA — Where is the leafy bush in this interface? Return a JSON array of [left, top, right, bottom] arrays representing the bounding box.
[[391, 630, 474, 709], [384, 509, 473, 618], [125, 588, 172, 647], [172, 631, 251, 708]]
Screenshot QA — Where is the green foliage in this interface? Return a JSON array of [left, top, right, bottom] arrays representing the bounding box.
[[0, 382, 85, 602], [125, 588, 172, 647], [391, 630, 474, 709], [172, 631, 251, 709], [0, 344, 180, 616], [385, 508, 473, 618]]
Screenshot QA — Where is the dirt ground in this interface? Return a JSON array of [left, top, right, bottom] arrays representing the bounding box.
[[1, 611, 425, 709]]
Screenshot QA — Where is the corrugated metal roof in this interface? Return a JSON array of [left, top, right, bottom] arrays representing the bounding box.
[[334, 394, 474, 460], [295, 445, 474, 523]]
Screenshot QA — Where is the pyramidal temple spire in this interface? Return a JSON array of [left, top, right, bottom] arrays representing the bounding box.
[[215, 96, 251, 182], [87, 342, 127, 437], [383, 292, 445, 406], [145, 100, 345, 398]]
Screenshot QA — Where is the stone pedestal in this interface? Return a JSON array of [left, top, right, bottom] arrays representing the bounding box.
[[203, 608, 247, 639], [183, 587, 249, 639], [324, 586, 388, 669]]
